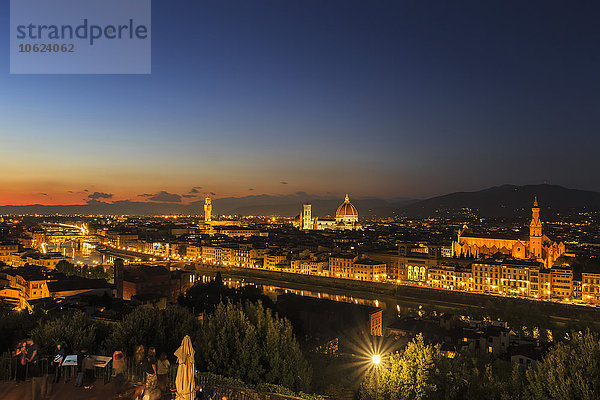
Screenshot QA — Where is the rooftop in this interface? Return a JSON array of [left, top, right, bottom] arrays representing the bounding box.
[[47, 277, 113, 292]]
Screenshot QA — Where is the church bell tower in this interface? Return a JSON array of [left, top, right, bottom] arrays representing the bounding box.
[[302, 204, 312, 230], [529, 196, 543, 259]]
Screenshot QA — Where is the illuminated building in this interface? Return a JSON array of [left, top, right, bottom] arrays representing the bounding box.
[[539, 269, 552, 298], [329, 254, 358, 278], [470, 259, 573, 299], [398, 244, 444, 283], [204, 197, 212, 223], [295, 194, 363, 231], [198, 196, 242, 233], [0, 243, 19, 264], [231, 246, 267, 268], [472, 262, 501, 294], [366, 252, 403, 281], [369, 309, 383, 336], [352, 259, 386, 281], [582, 272, 600, 304], [186, 245, 201, 260], [302, 204, 312, 230], [23, 253, 70, 269], [550, 267, 573, 298], [264, 252, 288, 269], [328, 255, 385, 281], [200, 244, 267, 267], [453, 198, 565, 267], [0, 266, 110, 308], [427, 265, 473, 291], [290, 259, 328, 275], [105, 232, 139, 247], [201, 245, 232, 264], [498, 260, 541, 297], [213, 226, 265, 237]]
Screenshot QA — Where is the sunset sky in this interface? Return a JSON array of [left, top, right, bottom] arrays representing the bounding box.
[[1, 1, 599, 205]]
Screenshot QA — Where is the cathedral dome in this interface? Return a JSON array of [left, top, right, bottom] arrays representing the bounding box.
[[336, 194, 358, 218]]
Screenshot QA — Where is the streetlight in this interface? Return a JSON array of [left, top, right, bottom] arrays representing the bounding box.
[[372, 354, 381, 400]]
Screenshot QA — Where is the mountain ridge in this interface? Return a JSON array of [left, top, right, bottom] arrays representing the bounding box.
[[1, 184, 598, 217], [398, 184, 600, 217]]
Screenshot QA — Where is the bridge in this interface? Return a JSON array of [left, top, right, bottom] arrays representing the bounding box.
[[39, 223, 98, 249]]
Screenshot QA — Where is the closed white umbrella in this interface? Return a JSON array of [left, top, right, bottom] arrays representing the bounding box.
[[174, 335, 196, 400]]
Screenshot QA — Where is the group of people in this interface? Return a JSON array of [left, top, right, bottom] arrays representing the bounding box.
[[13, 340, 218, 400], [130, 345, 219, 400], [13, 339, 66, 400], [131, 345, 171, 398]]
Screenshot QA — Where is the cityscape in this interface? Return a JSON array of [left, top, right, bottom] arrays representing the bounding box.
[[2, 1, 600, 400]]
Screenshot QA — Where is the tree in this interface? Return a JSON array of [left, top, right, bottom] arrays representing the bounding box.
[[526, 330, 600, 400], [55, 260, 77, 275], [357, 335, 523, 400], [381, 334, 440, 400], [0, 308, 41, 354], [55, 259, 112, 282], [197, 301, 311, 391], [104, 305, 201, 356], [245, 301, 311, 390], [31, 311, 102, 355]]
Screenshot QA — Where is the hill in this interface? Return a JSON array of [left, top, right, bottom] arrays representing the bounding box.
[[0, 194, 415, 217], [398, 184, 600, 218], [2, 184, 598, 218]]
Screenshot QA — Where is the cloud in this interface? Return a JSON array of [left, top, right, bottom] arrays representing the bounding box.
[[39, 193, 48, 196], [280, 181, 288, 185], [210, 192, 216, 196], [139, 191, 182, 203], [182, 194, 196, 198], [189, 188, 200, 194], [87, 192, 113, 200], [249, 188, 255, 191]]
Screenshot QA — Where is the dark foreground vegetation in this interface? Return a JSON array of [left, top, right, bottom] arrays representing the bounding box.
[[2, 274, 600, 400]]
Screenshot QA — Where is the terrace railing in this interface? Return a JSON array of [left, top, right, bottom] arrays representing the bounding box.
[[0, 352, 50, 382], [1, 354, 315, 400]]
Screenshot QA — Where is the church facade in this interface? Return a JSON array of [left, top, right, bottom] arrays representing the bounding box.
[[452, 198, 565, 267]]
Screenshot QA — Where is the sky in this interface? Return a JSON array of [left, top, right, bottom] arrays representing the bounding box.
[[1, 0, 599, 206]]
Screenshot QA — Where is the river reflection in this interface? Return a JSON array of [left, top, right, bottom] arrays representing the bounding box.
[[197, 274, 387, 310], [56, 241, 108, 265]]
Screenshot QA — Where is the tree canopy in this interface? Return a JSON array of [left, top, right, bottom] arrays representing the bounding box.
[[359, 334, 527, 400], [31, 311, 106, 354], [526, 330, 600, 400], [197, 301, 311, 391], [104, 305, 201, 356]]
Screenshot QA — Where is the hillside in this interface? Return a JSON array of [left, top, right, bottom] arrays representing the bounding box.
[[399, 184, 600, 217]]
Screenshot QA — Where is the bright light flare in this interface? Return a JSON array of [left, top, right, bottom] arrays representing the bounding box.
[[372, 354, 381, 365]]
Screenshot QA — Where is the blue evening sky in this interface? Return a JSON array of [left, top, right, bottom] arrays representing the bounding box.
[[0, 0, 599, 204]]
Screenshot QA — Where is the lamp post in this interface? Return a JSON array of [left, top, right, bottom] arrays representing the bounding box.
[[372, 354, 381, 400]]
